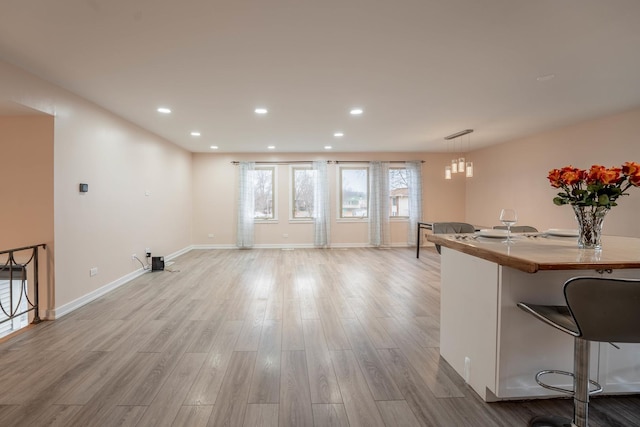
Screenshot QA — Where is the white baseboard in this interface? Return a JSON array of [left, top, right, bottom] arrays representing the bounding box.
[[47, 245, 193, 320], [165, 245, 194, 260], [47, 268, 147, 319]]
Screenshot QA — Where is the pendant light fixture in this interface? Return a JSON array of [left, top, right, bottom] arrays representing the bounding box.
[[451, 136, 458, 173], [465, 133, 474, 177], [465, 161, 474, 178], [444, 129, 474, 179], [456, 138, 465, 172], [445, 136, 453, 179]]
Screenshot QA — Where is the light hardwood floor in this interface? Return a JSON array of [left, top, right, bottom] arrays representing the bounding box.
[[1, 248, 639, 426]]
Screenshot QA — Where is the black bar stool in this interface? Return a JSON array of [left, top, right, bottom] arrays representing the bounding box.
[[517, 276, 640, 427]]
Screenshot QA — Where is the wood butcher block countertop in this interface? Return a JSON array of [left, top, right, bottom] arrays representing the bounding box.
[[426, 233, 640, 273]]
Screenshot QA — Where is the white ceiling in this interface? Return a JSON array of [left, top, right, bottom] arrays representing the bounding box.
[[1, 0, 639, 153]]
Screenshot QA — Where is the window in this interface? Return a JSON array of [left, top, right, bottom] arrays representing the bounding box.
[[339, 167, 368, 218], [292, 167, 316, 219], [253, 167, 275, 219], [389, 168, 409, 217]]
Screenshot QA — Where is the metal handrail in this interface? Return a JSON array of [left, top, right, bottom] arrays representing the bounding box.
[[0, 243, 46, 327]]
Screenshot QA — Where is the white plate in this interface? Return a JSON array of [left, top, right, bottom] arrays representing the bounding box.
[[476, 229, 510, 238], [545, 228, 579, 237]]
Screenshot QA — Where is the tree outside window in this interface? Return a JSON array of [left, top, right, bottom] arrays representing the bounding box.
[[389, 168, 409, 217], [293, 168, 316, 218], [253, 167, 274, 219]]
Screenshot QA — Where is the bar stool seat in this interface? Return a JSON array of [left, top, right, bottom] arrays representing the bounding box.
[[517, 277, 640, 427], [432, 222, 475, 254]]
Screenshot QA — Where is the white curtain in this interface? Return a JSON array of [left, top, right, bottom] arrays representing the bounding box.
[[406, 160, 423, 246], [313, 160, 331, 247], [236, 162, 255, 248], [368, 161, 390, 247]]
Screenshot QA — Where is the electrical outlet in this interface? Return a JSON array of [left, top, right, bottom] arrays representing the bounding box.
[[132, 253, 137, 260], [208, 233, 214, 238], [90, 267, 98, 277], [283, 233, 289, 238]]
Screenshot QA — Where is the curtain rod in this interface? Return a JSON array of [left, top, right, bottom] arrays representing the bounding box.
[[231, 160, 424, 165], [332, 160, 424, 164], [231, 161, 318, 165]]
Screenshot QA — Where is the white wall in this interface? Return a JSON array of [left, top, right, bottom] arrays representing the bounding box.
[[192, 152, 466, 247], [466, 107, 640, 237], [0, 60, 193, 316]]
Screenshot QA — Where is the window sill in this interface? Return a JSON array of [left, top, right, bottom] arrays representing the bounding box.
[[289, 219, 314, 224], [336, 218, 368, 223]]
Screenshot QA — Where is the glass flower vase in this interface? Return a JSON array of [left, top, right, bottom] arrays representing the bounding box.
[[572, 205, 609, 249]]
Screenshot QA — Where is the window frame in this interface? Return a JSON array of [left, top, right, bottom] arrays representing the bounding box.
[[253, 166, 278, 222], [388, 166, 410, 220], [337, 165, 369, 221], [290, 165, 315, 222]]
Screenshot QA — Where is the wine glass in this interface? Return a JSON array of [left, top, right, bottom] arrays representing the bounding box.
[[499, 208, 518, 242]]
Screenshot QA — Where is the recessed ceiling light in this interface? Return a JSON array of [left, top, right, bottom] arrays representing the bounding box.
[[191, 131, 201, 136], [536, 74, 555, 82], [157, 107, 172, 114], [210, 145, 218, 150], [334, 132, 344, 137], [324, 146, 333, 150], [255, 108, 268, 114], [350, 108, 363, 115], [267, 145, 275, 150]]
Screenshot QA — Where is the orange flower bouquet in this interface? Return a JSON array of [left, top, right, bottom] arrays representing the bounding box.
[[548, 162, 640, 208], [547, 162, 640, 248]]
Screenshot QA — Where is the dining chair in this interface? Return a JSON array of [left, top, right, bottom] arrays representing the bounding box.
[[493, 225, 538, 233], [517, 276, 640, 427], [432, 222, 475, 254]]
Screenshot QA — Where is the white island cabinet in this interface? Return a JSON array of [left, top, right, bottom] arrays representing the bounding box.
[[427, 233, 640, 402]]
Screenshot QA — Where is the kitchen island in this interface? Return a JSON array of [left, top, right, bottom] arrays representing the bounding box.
[[426, 233, 640, 402]]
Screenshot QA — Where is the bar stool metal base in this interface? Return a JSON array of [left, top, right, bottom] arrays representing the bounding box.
[[518, 278, 640, 427], [529, 415, 573, 427]]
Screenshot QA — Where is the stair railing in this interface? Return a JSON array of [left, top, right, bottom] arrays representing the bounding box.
[[0, 243, 46, 329]]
